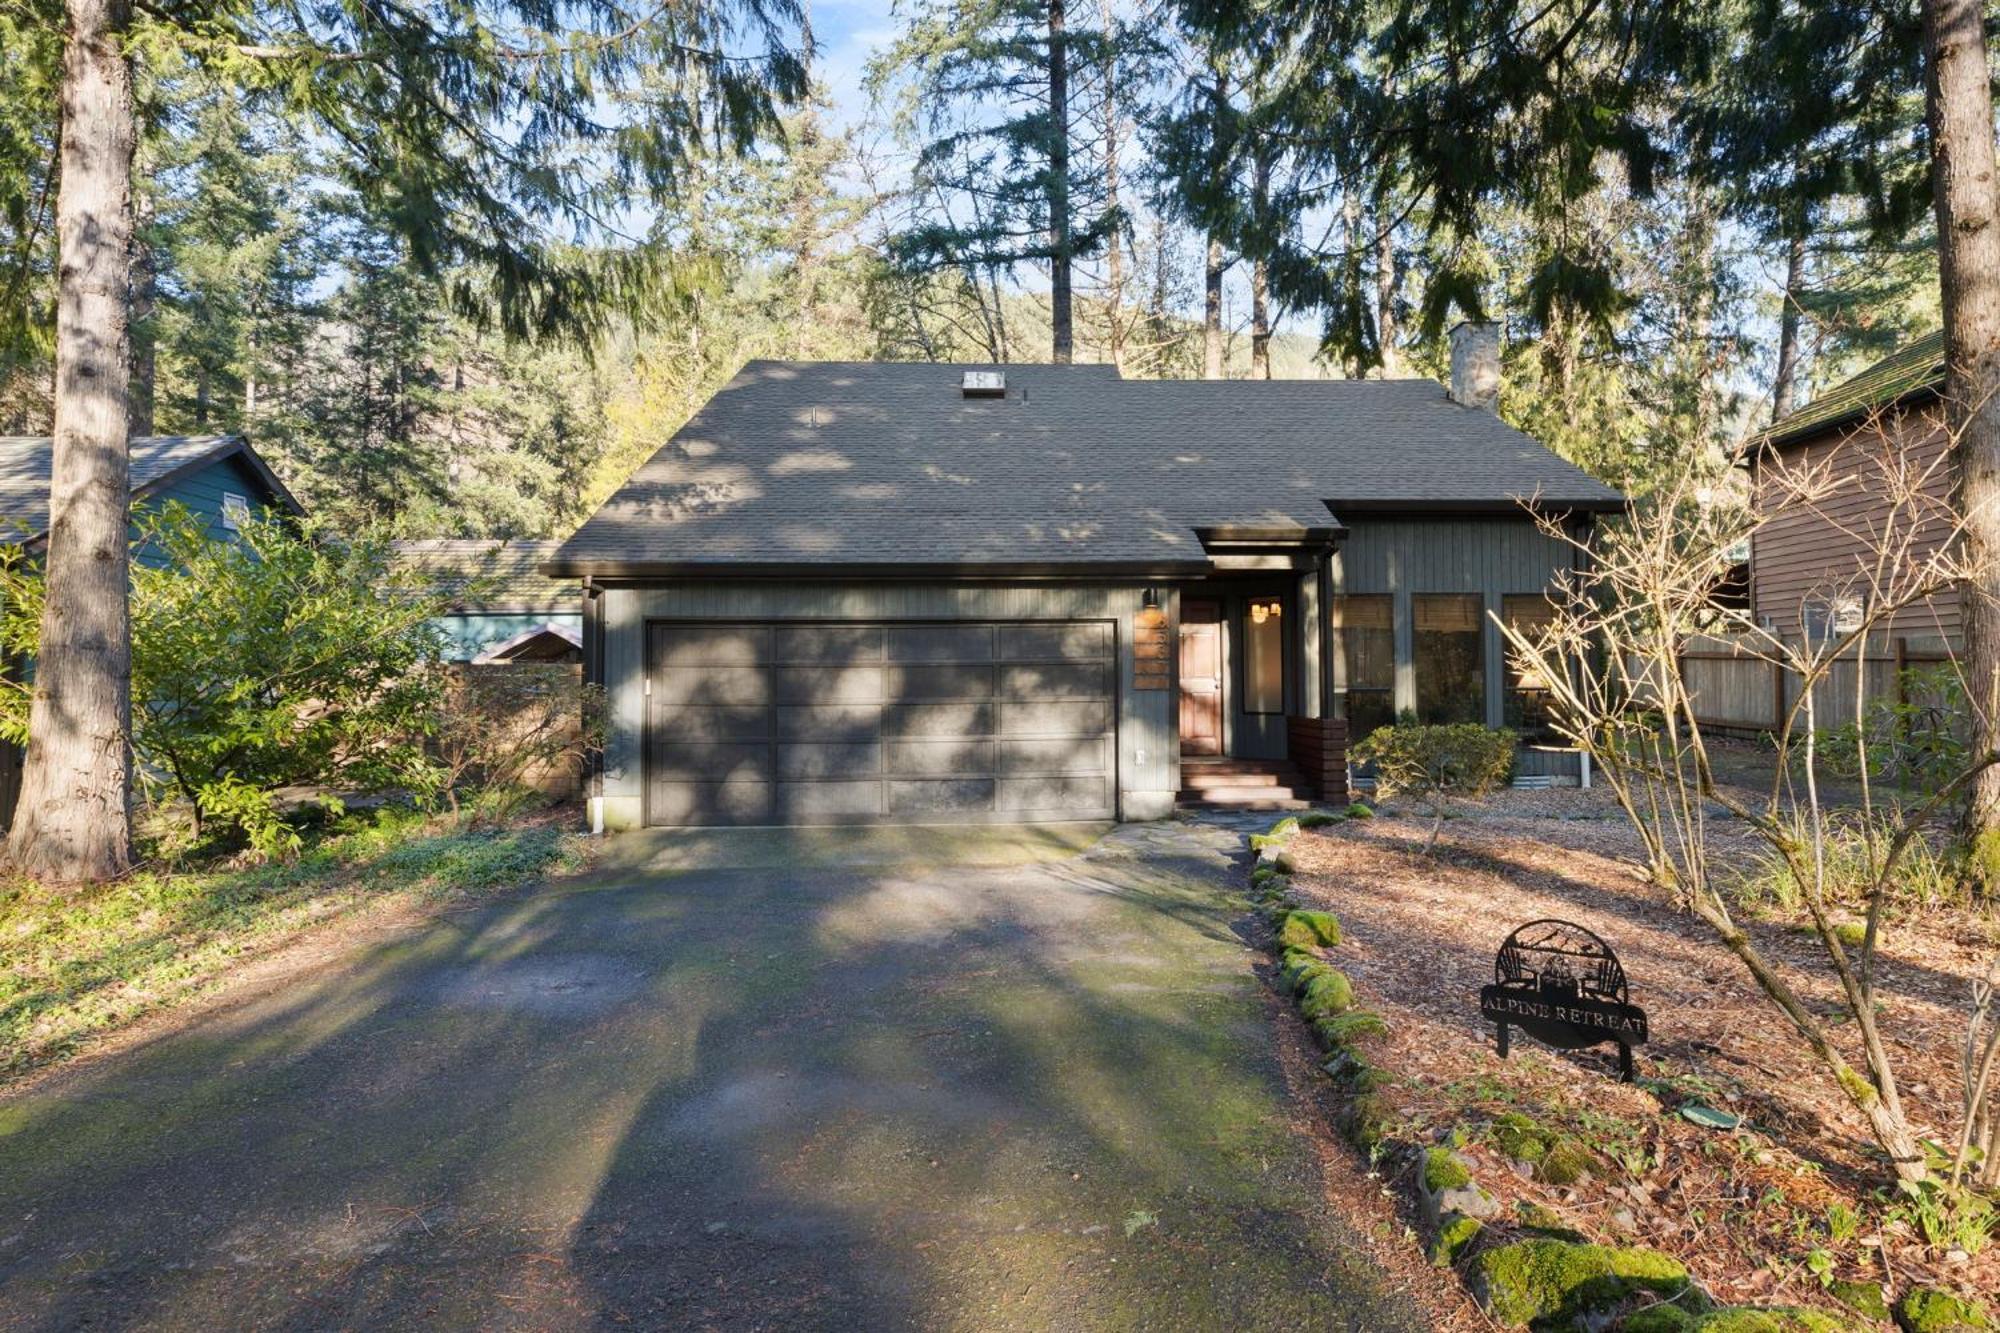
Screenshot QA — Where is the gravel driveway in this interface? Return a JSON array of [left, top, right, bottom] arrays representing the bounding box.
[[0, 820, 1425, 1331]]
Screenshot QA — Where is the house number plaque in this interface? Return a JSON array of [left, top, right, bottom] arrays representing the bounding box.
[[1133, 602, 1171, 691], [1479, 919, 1648, 1081]]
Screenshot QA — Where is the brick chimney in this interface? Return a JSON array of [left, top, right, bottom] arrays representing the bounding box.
[[1448, 321, 1502, 412]]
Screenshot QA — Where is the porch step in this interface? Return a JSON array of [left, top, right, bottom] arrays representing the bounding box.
[[1177, 796, 1314, 813], [1180, 768, 1295, 789], [1179, 783, 1306, 803], [1177, 758, 1310, 809]]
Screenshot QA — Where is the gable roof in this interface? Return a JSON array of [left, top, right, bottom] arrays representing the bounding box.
[[550, 361, 1624, 577], [392, 539, 576, 612], [1757, 330, 1946, 450], [0, 433, 306, 546]]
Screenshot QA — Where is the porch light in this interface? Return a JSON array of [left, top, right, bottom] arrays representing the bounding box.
[[1250, 598, 1282, 625], [1137, 586, 1166, 628]]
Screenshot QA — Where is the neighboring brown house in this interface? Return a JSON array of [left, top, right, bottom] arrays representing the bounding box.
[[1747, 331, 1960, 646]]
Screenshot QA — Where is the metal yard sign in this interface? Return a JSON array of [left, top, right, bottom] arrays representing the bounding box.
[[1479, 919, 1648, 1081]]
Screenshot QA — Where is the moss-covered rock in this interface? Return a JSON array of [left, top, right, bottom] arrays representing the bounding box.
[[1265, 815, 1301, 841], [1468, 1238, 1691, 1329], [1896, 1288, 1992, 1333], [1346, 801, 1375, 819], [1344, 1091, 1394, 1150], [1314, 1010, 1387, 1049], [1299, 811, 1343, 828], [1277, 910, 1342, 949], [1828, 1280, 1889, 1323], [1298, 969, 1354, 1019], [1514, 1201, 1586, 1243], [1432, 1210, 1482, 1267], [1280, 949, 1328, 988], [1423, 1146, 1472, 1192]]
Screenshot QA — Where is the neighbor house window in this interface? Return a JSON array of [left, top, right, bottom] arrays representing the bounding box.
[[1335, 595, 1394, 740], [1502, 595, 1558, 740], [1414, 594, 1484, 725], [221, 492, 251, 532], [1243, 596, 1285, 714]]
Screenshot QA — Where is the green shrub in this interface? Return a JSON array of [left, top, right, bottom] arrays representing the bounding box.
[[1350, 722, 1516, 850], [0, 507, 450, 857]]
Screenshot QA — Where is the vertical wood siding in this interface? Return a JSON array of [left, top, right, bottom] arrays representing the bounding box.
[[1750, 410, 1961, 642]]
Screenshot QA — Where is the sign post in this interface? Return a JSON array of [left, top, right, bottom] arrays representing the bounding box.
[[1479, 919, 1648, 1081]]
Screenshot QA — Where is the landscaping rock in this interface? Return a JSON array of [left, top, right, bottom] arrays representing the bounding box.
[[1467, 1238, 1693, 1329], [1828, 1280, 1889, 1323], [1430, 1210, 1482, 1267], [1313, 1010, 1387, 1049], [1298, 968, 1354, 1019], [1277, 909, 1342, 949], [1896, 1288, 1992, 1333], [1418, 1148, 1499, 1226], [1343, 1091, 1394, 1151]]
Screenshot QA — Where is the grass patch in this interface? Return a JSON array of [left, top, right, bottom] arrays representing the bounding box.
[[1, 804, 590, 1079]]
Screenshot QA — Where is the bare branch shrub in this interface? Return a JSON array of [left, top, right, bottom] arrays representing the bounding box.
[[1498, 405, 2000, 1189]]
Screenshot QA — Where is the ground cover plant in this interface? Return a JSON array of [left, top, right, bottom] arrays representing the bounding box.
[[0, 802, 591, 1081]]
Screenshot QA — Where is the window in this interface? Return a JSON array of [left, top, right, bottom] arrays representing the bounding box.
[[1335, 595, 1394, 740], [1414, 594, 1485, 724], [1502, 595, 1559, 739], [1243, 597, 1285, 714], [221, 492, 251, 532]]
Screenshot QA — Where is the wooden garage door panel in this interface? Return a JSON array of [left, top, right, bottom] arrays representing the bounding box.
[[645, 620, 1115, 827]]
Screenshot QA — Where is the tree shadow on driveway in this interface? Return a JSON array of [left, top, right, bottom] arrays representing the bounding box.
[[0, 823, 1423, 1331]]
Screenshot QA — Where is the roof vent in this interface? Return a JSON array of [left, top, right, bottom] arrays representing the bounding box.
[[961, 370, 1006, 398]]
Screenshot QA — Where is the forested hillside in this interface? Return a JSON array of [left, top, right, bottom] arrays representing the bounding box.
[[0, 0, 1947, 537]]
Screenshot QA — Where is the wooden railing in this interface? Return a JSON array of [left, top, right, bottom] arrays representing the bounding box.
[[1286, 716, 1350, 803]]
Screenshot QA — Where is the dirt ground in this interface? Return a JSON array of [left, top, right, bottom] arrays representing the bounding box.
[[1282, 766, 1999, 1321]]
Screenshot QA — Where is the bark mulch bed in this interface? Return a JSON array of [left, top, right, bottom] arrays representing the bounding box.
[[1282, 794, 1999, 1323]]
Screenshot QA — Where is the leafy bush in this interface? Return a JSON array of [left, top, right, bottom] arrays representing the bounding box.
[[1815, 665, 1968, 790], [1351, 722, 1516, 850], [0, 507, 450, 856]]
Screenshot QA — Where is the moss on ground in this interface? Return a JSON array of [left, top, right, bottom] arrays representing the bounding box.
[[1896, 1288, 1992, 1333], [1277, 910, 1342, 949], [1298, 811, 1343, 829], [1468, 1238, 1691, 1329], [1491, 1111, 1551, 1164], [1535, 1137, 1597, 1186]]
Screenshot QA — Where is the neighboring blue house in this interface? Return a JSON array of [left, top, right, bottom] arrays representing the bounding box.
[[391, 540, 582, 663], [0, 433, 306, 559], [0, 433, 308, 824]]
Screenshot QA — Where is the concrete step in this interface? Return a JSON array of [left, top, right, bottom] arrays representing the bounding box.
[[1177, 797, 1314, 813], [1175, 784, 1306, 803], [1180, 769, 1290, 788]]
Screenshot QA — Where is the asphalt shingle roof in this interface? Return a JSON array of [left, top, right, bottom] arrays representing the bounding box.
[[0, 434, 273, 543], [1757, 330, 1946, 449], [392, 539, 576, 612], [551, 361, 1625, 575]]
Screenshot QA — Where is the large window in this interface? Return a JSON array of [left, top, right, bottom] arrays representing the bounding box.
[[1243, 597, 1285, 713], [1335, 595, 1394, 739], [1502, 595, 1559, 739], [1415, 594, 1485, 725]]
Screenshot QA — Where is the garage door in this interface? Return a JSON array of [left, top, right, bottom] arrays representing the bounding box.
[[644, 620, 1117, 826]]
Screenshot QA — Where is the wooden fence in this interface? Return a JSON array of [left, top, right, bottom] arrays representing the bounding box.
[[1661, 633, 1954, 734]]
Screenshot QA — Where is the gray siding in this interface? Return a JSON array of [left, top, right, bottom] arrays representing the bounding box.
[[1332, 517, 1576, 729], [597, 582, 1172, 829]]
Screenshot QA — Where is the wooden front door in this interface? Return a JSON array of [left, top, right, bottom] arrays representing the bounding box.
[[1179, 599, 1223, 756]]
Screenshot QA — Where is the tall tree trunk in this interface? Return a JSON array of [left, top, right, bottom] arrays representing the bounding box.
[[1375, 205, 1399, 377], [1926, 0, 2000, 876], [1249, 147, 1271, 379], [1098, 0, 1124, 372], [1771, 220, 1807, 423], [1046, 0, 1073, 364], [10, 0, 137, 883], [1203, 65, 1229, 380]]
